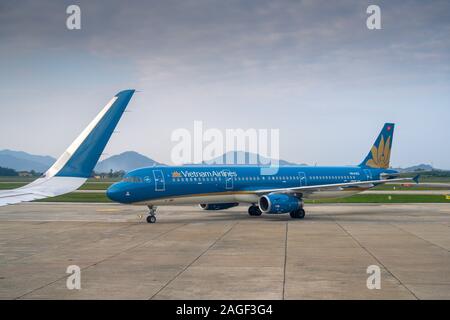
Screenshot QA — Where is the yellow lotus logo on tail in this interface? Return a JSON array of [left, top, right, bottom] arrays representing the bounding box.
[[366, 135, 391, 168]]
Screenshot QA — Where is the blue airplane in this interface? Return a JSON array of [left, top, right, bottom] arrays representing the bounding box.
[[107, 123, 419, 223]]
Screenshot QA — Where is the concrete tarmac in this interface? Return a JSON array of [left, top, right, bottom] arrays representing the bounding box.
[[0, 202, 449, 299]]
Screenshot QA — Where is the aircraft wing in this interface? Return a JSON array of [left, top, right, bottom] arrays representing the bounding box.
[[0, 177, 86, 206], [0, 90, 135, 207], [0, 189, 50, 206], [253, 176, 420, 196]]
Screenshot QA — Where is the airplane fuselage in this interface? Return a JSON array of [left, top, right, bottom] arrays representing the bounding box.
[[106, 165, 397, 206]]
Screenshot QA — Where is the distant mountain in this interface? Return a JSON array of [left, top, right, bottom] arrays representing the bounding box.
[[0, 150, 55, 172], [394, 164, 435, 173], [95, 151, 162, 173], [200, 151, 301, 166], [0, 148, 442, 175]]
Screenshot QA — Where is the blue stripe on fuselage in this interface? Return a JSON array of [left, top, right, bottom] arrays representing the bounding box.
[[106, 165, 397, 204]]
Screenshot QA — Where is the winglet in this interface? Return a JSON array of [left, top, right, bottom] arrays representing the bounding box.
[[413, 174, 420, 184], [46, 90, 135, 178], [0, 90, 135, 207]]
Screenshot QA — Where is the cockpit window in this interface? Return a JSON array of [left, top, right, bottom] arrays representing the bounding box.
[[122, 176, 143, 183]]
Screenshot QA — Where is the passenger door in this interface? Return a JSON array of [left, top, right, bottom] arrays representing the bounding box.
[[225, 171, 233, 190], [152, 170, 165, 191], [298, 172, 307, 187], [363, 169, 372, 181]]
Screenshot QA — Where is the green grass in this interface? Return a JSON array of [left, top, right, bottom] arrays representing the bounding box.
[[372, 184, 449, 191], [78, 182, 113, 190], [0, 177, 37, 182], [0, 176, 121, 182], [35, 192, 112, 203], [398, 172, 450, 183], [0, 182, 113, 190], [0, 182, 28, 189], [306, 194, 450, 204], [87, 177, 121, 183], [402, 177, 450, 183]]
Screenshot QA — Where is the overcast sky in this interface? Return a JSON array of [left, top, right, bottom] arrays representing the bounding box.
[[1, 0, 449, 168]]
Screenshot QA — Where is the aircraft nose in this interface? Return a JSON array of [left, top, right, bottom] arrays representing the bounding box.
[[106, 183, 124, 203]]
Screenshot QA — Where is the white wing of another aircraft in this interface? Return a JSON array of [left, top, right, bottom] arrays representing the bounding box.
[[0, 90, 135, 206]]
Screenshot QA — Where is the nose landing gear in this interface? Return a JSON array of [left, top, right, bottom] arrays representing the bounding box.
[[146, 206, 157, 223]]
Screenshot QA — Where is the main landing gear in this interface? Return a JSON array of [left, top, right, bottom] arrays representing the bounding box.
[[146, 206, 157, 223], [248, 204, 262, 216], [248, 203, 306, 219], [290, 208, 305, 219]]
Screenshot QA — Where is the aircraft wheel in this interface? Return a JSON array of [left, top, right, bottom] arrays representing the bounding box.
[[290, 208, 305, 219], [146, 215, 156, 223], [248, 205, 262, 216]]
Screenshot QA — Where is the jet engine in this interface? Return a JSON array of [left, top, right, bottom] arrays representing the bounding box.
[[258, 194, 301, 214], [199, 203, 239, 210]]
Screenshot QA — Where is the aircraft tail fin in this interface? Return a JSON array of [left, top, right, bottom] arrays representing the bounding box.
[[45, 89, 135, 178], [359, 123, 395, 169]]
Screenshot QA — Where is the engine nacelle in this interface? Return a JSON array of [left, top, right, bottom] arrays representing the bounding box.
[[258, 194, 301, 214], [199, 203, 239, 210]]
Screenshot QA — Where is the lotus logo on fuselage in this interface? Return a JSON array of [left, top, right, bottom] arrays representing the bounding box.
[[171, 171, 182, 178]]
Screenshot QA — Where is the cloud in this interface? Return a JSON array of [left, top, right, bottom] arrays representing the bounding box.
[[1, 0, 449, 167]]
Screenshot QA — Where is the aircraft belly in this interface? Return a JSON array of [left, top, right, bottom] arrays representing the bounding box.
[[133, 188, 366, 206], [137, 193, 258, 206]]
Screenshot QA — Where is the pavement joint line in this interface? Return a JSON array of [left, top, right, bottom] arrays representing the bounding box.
[[282, 221, 288, 300], [332, 219, 420, 300], [15, 222, 187, 299], [390, 223, 450, 253], [149, 221, 238, 300]]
